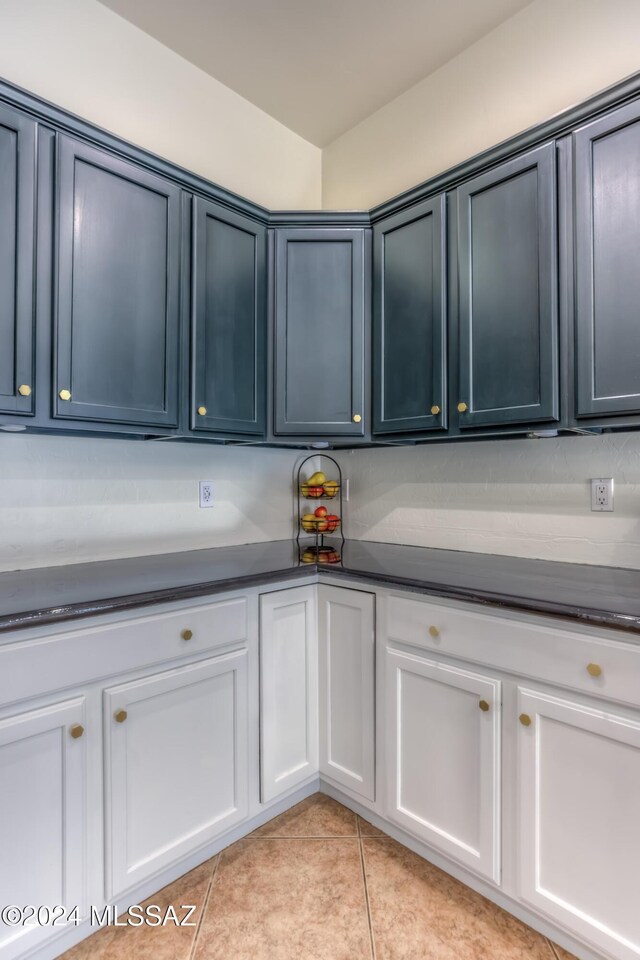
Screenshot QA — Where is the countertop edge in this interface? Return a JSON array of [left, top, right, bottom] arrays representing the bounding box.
[[2, 555, 640, 638]]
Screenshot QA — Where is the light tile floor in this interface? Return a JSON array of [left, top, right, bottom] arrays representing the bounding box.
[[59, 794, 578, 960]]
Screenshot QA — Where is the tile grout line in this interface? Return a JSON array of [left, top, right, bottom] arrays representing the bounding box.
[[188, 855, 220, 960], [357, 825, 377, 960]]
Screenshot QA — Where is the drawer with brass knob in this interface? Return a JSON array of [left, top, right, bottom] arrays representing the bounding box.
[[385, 594, 640, 709]]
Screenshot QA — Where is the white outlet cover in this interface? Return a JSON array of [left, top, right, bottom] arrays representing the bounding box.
[[591, 477, 614, 512], [199, 480, 214, 508]]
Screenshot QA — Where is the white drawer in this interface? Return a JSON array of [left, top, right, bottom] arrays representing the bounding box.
[[0, 596, 249, 706], [385, 593, 640, 709]]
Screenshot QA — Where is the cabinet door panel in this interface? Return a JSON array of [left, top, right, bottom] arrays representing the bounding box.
[[373, 196, 446, 433], [518, 687, 640, 960], [575, 101, 640, 417], [55, 136, 181, 427], [104, 652, 248, 898], [260, 587, 318, 802], [0, 105, 36, 416], [192, 199, 266, 435], [318, 586, 375, 800], [386, 648, 501, 882], [274, 229, 366, 436], [0, 698, 87, 960], [457, 143, 558, 427]]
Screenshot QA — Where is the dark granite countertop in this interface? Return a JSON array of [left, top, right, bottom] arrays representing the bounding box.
[[1, 539, 640, 638]]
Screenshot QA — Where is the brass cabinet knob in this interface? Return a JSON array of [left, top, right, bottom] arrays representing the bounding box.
[[519, 713, 532, 727], [353, 414, 362, 423], [181, 629, 193, 641], [114, 709, 128, 723], [18, 384, 32, 397], [479, 699, 490, 712], [197, 406, 207, 416], [428, 625, 440, 638], [69, 724, 84, 739], [586, 663, 602, 678], [457, 402, 468, 413], [430, 405, 440, 415], [59, 389, 72, 401]]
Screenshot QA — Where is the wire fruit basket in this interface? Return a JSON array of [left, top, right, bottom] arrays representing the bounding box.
[[296, 454, 344, 564]]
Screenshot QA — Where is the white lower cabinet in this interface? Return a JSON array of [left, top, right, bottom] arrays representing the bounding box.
[[104, 650, 249, 898], [0, 697, 88, 960], [318, 585, 375, 800], [259, 586, 318, 803], [385, 646, 502, 884], [517, 686, 640, 960]]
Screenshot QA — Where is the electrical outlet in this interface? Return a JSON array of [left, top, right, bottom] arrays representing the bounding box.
[[199, 481, 214, 508], [591, 478, 614, 512]]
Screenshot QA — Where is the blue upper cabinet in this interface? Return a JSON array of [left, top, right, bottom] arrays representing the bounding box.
[[54, 136, 182, 428], [456, 143, 559, 428], [273, 228, 368, 437], [574, 100, 640, 420], [372, 196, 446, 435], [0, 104, 36, 417], [191, 198, 266, 437]]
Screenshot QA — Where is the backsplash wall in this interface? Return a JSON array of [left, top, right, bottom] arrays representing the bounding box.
[[4, 432, 640, 573], [0, 435, 300, 572], [337, 432, 640, 570]]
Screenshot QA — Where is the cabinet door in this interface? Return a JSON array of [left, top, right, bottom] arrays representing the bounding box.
[[318, 586, 375, 800], [456, 143, 558, 427], [192, 198, 266, 435], [260, 586, 318, 802], [373, 196, 446, 434], [0, 105, 36, 417], [575, 101, 640, 418], [274, 228, 367, 436], [518, 687, 640, 960], [54, 136, 182, 427], [385, 647, 501, 883], [104, 652, 248, 898], [0, 698, 87, 960]]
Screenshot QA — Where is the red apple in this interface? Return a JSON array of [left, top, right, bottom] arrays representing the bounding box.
[[314, 506, 328, 518]]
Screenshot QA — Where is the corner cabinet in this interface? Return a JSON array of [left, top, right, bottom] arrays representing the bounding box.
[[54, 136, 182, 429], [191, 198, 266, 436], [318, 585, 375, 801], [0, 105, 36, 417], [272, 228, 369, 438], [259, 586, 318, 802], [574, 99, 640, 422], [455, 142, 559, 428], [373, 196, 446, 434]]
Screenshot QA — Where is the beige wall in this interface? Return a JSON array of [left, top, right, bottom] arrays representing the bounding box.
[[0, 0, 321, 210], [337, 433, 640, 569], [322, 0, 640, 209]]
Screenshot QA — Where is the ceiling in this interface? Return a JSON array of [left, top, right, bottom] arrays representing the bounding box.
[[98, 0, 533, 147]]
